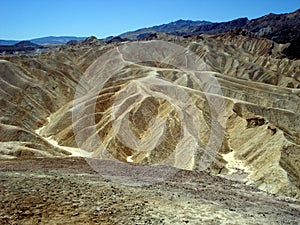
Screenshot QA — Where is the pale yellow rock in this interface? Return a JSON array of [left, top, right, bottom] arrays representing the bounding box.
[[0, 33, 299, 199]]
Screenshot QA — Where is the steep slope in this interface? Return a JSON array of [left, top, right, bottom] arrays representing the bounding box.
[[0, 33, 299, 200], [244, 9, 300, 59]]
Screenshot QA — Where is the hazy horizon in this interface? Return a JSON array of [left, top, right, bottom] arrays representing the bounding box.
[[1, 0, 299, 40]]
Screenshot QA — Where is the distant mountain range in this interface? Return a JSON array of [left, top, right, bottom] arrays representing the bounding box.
[[119, 18, 247, 39], [0, 36, 86, 46], [120, 9, 299, 41], [119, 9, 300, 59], [0, 41, 46, 55], [119, 20, 212, 40], [1, 9, 299, 58]]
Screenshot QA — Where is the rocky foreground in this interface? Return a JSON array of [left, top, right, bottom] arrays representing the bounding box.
[[0, 157, 299, 225]]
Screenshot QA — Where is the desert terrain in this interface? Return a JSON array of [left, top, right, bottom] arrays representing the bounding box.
[[1, 9, 300, 224]]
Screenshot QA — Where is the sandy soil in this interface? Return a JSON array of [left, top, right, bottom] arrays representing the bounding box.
[[0, 157, 299, 225]]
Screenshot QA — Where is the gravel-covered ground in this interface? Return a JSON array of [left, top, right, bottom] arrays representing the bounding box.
[[0, 157, 299, 225]]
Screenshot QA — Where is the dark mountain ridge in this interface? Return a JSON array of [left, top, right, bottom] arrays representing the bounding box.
[[0, 41, 45, 55], [121, 9, 299, 39], [119, 9, 300, 58]]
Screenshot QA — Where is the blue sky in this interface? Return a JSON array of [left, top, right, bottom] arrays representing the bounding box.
[[1, 0, 299, 40]]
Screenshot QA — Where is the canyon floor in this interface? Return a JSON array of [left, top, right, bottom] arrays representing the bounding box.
[[0, 157, 299, 225]]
